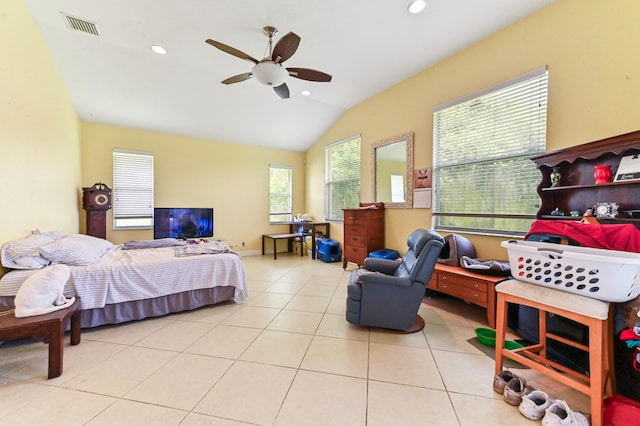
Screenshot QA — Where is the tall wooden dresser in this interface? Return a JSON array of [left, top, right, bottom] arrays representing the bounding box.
[[342, 202, 385, 268]]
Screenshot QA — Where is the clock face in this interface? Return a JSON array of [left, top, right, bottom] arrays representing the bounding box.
[[94, 194, 109, 206], [594, 202, 619, 218]]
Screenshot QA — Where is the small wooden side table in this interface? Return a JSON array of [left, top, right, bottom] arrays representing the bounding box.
[[0, 297, 81, 379]]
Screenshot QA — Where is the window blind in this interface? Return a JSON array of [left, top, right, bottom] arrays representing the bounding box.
[[113, 150, 154, 228], [325, 136, 361, 221], [433, 67, 548, 235]]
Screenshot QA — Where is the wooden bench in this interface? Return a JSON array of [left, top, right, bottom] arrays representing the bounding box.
[[0, 297, 81, 379], [262, 233, 304, 260]]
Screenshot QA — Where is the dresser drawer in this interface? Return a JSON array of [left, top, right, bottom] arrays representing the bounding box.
[[344, 234, 365, 248], [344, 224, 366, 237], [439, 271, 489, 293], [436, 282, 487, 306], [344, 212, 368, 225], [344, 245, 367, 261]]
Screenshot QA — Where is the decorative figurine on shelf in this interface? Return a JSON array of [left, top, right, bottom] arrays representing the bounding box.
[[550, 167, 561, 187], [550, 208, 565, 216], [594, 164, 613, 184]]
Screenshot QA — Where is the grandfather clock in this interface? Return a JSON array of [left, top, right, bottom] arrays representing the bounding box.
[[82, 182, 112, 239]]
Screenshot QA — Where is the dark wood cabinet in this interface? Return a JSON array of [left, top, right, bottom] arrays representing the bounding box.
[[342, 203, 385, 268], [531, 130, 640, 228]]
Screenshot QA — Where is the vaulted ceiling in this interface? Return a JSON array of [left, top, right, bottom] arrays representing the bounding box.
[[23, 0, 555, 151]]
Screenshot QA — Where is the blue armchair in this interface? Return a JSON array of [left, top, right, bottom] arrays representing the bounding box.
[[345, 229, 444, 332]]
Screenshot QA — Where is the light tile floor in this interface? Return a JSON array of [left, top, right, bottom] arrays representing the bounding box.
[[0, 254, 590, 425]]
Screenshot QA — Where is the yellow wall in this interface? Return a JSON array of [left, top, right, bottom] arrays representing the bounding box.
[[0, 0, 81, 256], [306, 0, 640, 259], [80, 123, 305, 248]]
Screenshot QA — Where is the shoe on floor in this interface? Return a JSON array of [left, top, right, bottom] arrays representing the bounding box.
[[493, 369, 518, 394], [519, 389, 554, 420], [503, 376, 532, 406], [541, 400, 589, 426]]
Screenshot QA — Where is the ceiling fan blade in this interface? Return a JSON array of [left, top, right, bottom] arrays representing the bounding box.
[[287, 67, 332, 83], [272, 32, 300, 63], [221, 72, 253, 85], [273, 83, 290, 99], [205, 39, 259, 64]]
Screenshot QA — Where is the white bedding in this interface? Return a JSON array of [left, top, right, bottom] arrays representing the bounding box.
[[0, 242, 247, 311]]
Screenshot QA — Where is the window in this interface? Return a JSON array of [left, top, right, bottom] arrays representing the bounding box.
[[433, 67, 548, 235], [270, 165, 292, 223], [112, 150, 154, 229], [325, 135, 361, 221]]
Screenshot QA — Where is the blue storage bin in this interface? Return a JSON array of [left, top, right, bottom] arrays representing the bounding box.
[[369, 248, 400, 260]]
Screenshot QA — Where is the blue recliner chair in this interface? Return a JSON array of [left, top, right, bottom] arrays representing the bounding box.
[[345, 229, 444, 332]]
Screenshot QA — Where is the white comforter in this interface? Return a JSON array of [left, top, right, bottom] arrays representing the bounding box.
[[0, 243, 247, 310]]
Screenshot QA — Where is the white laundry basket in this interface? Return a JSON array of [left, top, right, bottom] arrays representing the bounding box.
[[501, 240, 640, 302]]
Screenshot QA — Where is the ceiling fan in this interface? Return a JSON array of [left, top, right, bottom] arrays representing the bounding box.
[[205, 26, 332, 99]]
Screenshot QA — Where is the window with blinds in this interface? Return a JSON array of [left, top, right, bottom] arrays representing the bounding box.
[[432, 67, 548, 235], [270, 165, 292, 223], [112, 150, 154, 229], [325, 135, 361, 221]]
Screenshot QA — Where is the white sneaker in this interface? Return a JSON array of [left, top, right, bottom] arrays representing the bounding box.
[[519, 390, 554, 420], [542, 400, 589, 426]]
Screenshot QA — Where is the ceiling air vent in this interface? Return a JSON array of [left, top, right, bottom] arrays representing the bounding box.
[[62, 13, 99, 36]]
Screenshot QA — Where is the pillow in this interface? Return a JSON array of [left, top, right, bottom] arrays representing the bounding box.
[[437, 233, 477, 267], [0, 230, 63, 270], [40, 234, 113, 266], [14, 264, 75, 317]]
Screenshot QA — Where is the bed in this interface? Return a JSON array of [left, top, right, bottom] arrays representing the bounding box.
[[0, 231, 247, 328]]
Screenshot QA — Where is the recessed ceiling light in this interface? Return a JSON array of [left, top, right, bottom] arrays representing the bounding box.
[[151, 45, 167, 55], [408, 0, 427, 14], [301, 90, 311, 96]]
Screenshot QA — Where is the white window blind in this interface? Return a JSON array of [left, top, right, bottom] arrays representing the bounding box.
[[270, 165, 292, 223], [433, 67, 548, 235], [113, 150, 154, 229], [325, 136, 361, 221]]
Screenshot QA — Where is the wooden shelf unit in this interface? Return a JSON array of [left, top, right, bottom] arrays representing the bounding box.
[[531, 130, 640, 227]]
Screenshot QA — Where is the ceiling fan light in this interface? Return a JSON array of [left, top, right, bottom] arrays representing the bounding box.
[[251, 62, 288, 86], [408, 0, 427, 14], [151, 45, 167, 55]]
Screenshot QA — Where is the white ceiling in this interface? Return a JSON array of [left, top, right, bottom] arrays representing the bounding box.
[[23, 0, 555, 152]]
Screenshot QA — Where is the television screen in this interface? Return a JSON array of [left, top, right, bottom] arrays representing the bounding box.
[[154, 208, 214, 239]]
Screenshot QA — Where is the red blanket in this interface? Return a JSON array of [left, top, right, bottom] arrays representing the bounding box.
[[525, 220, 640, 253]]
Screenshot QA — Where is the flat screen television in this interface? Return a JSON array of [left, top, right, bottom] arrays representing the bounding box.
[[153, 207, 214, 239]]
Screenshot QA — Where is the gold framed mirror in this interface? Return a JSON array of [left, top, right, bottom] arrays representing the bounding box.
[[371, 132, 414, 208]]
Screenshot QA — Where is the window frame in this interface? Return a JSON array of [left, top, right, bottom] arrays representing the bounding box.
[[269, 164, 293, 224], [432, 67, 548, 236], [112, 149, 154, 230], [325, 135, 361, 221]]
